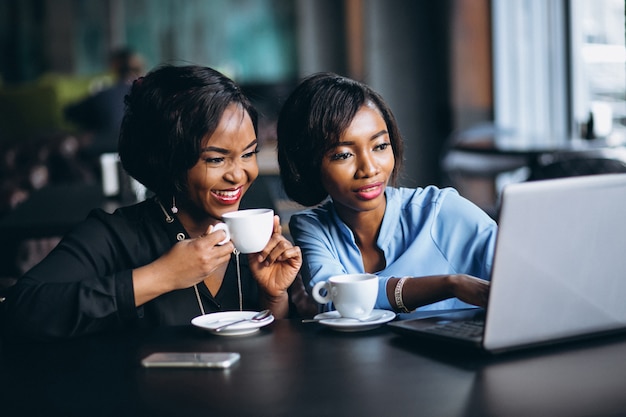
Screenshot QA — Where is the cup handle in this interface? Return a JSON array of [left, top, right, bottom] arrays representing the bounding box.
[[212, 223, 231, 245], [312, 281, 332, 304]]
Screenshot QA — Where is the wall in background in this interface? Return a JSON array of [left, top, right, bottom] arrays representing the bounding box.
[[299, 0, 492, 187], [0, 0, 297, 84]]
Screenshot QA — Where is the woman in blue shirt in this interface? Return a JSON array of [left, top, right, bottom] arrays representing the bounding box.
[[276, 72, 497, 313]]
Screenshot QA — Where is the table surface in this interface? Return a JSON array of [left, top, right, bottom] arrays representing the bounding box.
[[2, 317, 626, 417]]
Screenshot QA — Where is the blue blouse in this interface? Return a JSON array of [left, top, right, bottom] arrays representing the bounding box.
[[289, 186, 498, 312]]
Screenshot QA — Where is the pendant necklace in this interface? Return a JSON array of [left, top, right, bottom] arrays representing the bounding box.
[[156, 198, 243, 315]]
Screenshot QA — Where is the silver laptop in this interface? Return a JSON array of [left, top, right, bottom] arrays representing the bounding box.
[[389, 173, 626, 354]]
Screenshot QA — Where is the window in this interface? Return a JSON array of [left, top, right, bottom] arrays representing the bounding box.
[[571, 0, 626, 144], [492, 0, 625, 147]]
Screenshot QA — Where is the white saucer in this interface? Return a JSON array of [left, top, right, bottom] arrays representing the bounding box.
[[313, 309, 396, 332], [191, 311, 274, 336]]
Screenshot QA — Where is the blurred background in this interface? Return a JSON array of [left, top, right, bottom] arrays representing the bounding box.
[[0, 0, 624, 281]]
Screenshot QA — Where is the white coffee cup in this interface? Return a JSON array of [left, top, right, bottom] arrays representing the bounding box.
[[213, 208, 274, 254], [312, 273, 378, 319], [99, 153, 120, 197]]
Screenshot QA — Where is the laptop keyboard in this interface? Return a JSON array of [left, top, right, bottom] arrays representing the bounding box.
[[422, 319, 485, 339]]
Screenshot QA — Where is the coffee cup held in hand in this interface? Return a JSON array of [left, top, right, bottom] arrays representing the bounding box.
[[213, 208, 274, 254], [312, 273, 378, 319]]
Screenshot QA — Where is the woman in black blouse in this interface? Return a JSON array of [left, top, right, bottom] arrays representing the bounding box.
[[3, 65, 301, 340]]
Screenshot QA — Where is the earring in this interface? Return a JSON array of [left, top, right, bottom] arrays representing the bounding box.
[[171, 196, 178, 214]]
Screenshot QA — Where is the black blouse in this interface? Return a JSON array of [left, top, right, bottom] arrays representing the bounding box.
[[3, 197, 260, 340]]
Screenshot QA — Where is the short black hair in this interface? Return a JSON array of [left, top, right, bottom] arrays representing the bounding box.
[[276, 72, 404, 206], [118, 64, 257, 199]]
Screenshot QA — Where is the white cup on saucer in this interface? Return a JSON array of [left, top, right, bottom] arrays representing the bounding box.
[[213, 208, 274, 254], [311, 273, 378, 319]]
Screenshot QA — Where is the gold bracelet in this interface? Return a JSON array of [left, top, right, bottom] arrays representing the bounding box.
[[394, 277, 411, 313]]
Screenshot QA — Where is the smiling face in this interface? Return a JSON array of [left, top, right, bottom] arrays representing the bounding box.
[[181, 103, 259, 225], [320, 103, 395, 219]]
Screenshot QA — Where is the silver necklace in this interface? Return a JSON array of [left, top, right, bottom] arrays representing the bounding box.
[[192, 249, 242, 315], [193, 284, 205, 315], [156, 198, 243, 315], [156, 197, 174, 223]]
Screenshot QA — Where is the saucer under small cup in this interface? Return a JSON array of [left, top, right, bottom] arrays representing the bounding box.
[[192, 311, 275, 336], [312, 309, 396, 332]]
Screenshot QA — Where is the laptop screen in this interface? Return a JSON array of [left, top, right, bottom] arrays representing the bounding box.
[[483, 174, 626, 352]]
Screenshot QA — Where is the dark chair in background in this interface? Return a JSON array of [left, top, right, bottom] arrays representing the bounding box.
[[441, 123, 626, 219], [528, 148, 626, 181], [440, 124, 530, 219]]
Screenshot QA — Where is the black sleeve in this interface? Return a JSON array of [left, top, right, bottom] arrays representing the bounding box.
[[3, 210, 143, 340]]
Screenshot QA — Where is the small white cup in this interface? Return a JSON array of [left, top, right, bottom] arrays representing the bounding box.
[[99, 153, 120, 197], [312, 273, 378, 319], [214, 208, 274, 254]]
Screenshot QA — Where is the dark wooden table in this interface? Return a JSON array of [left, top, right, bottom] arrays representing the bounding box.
[[2, 318, 626, 417]]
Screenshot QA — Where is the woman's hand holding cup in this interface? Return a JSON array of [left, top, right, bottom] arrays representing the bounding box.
[[212, 208, 301, 299]]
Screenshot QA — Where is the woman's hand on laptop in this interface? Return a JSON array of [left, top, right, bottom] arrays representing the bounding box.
[[449, 274, 490, 308]]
